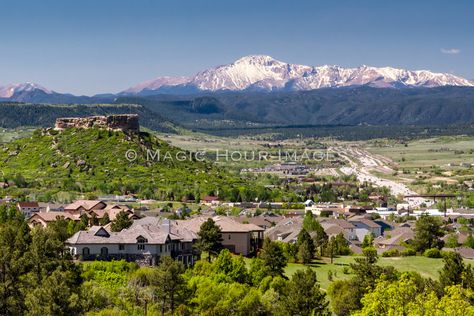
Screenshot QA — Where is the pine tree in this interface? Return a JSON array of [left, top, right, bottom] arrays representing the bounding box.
[[195, 218, 223, 261], [280, 268, 329, 315], [297, 229, 315, 264], [110, 211, 133, 232], [259, 237, 287, 277], [413, 215, 444, 252], [439, 252, 465, 288], [100, 212, 110, 226]]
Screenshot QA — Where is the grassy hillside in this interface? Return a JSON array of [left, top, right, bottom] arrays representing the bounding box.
[[0, 127, 248, 202]]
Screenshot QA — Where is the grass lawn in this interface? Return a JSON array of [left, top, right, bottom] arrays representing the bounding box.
[[285, 256, 474, 291]]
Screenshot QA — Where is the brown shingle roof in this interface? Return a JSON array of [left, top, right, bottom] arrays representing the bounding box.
[[178, 216, 264, 233], [18, 201, 39, 208]]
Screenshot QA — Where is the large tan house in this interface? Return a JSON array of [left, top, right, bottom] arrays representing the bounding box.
[[177, 216, 264, 256], [66, 217, 198, 266]]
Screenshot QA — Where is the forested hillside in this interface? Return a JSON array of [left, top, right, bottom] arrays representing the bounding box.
[[0, 102, 177, 133], [116, 86, 474, 127]]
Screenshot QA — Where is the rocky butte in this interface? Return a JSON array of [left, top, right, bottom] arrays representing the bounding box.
[[54, 114, 140, 133]]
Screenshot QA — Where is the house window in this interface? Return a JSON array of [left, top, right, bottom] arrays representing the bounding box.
[[119, 244, 125, 251], [159, 245, 162, 252], [82, 247, 90, 256], [137, 236, 148, 251], [228, 234, 231, 240], [100, 247, 108, 256]]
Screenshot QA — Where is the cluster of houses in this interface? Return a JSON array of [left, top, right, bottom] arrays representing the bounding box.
[[304, 200, 474, 220], [15, 200, 139, 227], [66, 215, 264, 265], [3, 196, 474, 265]]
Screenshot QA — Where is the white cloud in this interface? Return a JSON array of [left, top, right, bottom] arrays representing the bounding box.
[[441, 48, 460, 55]]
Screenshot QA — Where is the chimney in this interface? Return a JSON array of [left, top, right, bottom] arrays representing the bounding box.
[[162, 219, 171, 234]]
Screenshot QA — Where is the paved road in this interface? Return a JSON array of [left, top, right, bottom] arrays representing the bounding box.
[[335, 146, 428, 208]]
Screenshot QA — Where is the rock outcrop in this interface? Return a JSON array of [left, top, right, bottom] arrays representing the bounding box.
[[55, 114, 139, 133]]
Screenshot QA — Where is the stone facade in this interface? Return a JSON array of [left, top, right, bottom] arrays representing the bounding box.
[[55, 114, 139, 133]]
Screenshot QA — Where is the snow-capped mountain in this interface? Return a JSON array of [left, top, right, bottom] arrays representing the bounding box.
[[123, 55, 474, 94], [0, 82, 52, 99], [123, 76, 191, 94], [0, 82, 101, 103]]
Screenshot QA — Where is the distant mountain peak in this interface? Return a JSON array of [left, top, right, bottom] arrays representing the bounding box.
[[123, 55, 474, 95], [0, 82, 52, 98], [123, 76, 191, 94], [234, 54, 281, 64]]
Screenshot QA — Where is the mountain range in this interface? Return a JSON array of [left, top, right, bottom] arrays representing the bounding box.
[[1, 55, 474, 102]]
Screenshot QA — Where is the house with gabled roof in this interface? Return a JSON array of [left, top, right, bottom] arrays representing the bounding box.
[[349, 216, 382, 237], [177, 215, 264, 256], [64, 200, 107, 214], [28, 211, 80, 228], [66, 217, 198, 266], [89, 204, 139, 221], [264, 217, 304, 243], [17, 201, 40, 217], [320, 218, 358, 241]]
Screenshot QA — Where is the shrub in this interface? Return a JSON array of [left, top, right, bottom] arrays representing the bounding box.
[[401, 248, 416, 257], [423, 248, 442, 258], [381, 248, 400, 257]]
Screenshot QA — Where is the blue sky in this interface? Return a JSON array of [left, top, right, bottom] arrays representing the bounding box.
[[1, 0, 473, 95]]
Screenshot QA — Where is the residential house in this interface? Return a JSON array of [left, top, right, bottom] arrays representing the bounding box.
[[374, 219, 395, 234], [64, 200, 107, 215], [442, 247, 474, 260], [320, 218, 357, 241], [265, 217, 304, 243], [349, 217, 382, 238], [178, 216, 264, 256], [66, 217, 198, 266], [201, 196, 221, 206], [306, 203, 345, 217], [90, 204, 139, 221], [374, 227, 414, 251], [28, 211, 79, 228], [38, 203, 66, 212], [442, 231, 472, 246], [17, 201, 40, 217], [233, 214, 284, 230]]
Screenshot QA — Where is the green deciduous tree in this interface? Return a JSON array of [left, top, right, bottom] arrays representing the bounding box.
[[353, 273, 474, 316], [464, 234, 474, 248], [361, 233, 374, 249]]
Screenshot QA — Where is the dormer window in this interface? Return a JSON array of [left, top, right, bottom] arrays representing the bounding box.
[[137, 236, 148, 250]]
